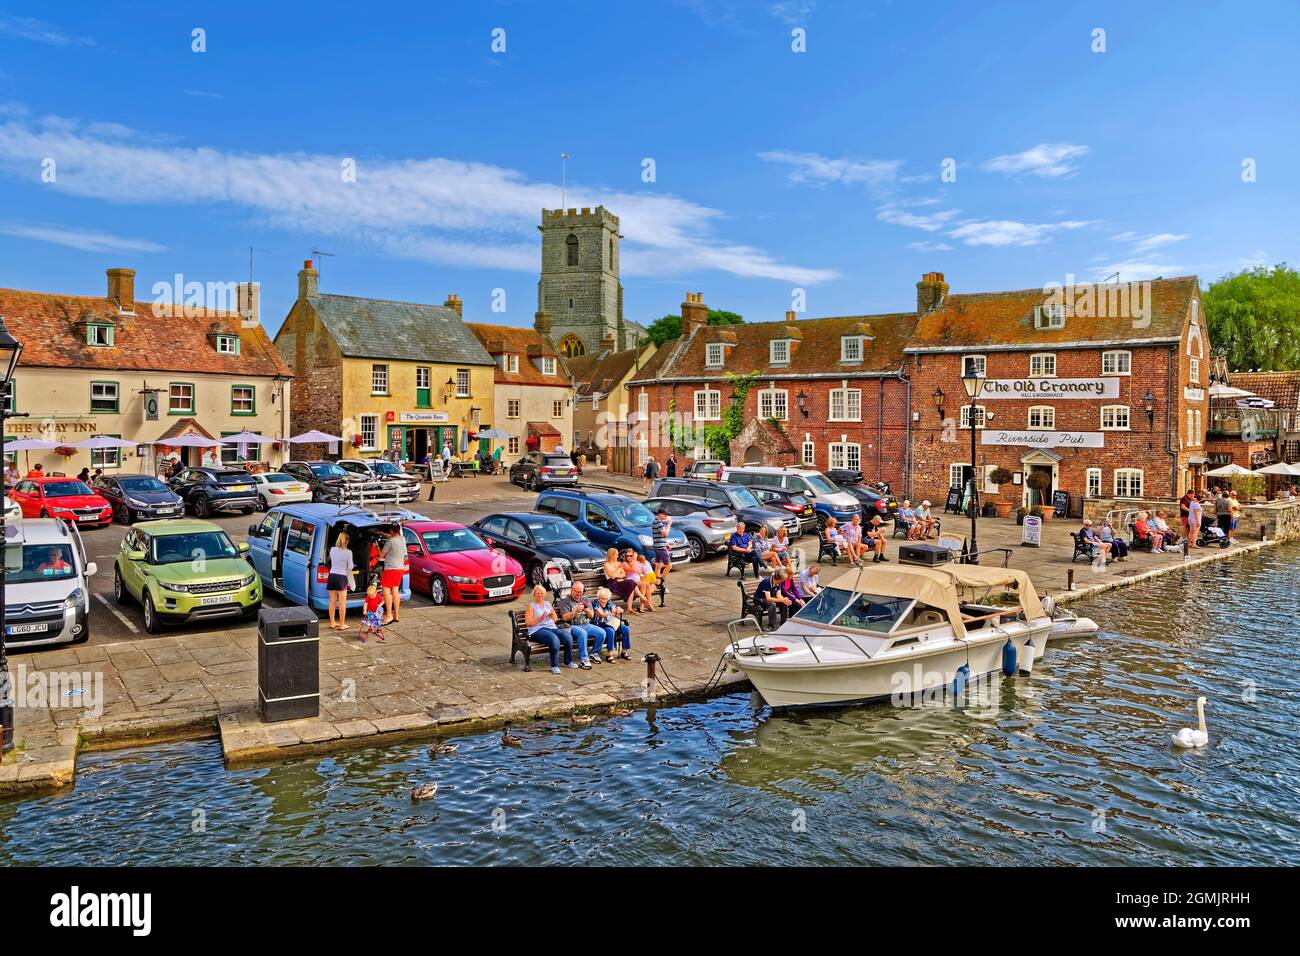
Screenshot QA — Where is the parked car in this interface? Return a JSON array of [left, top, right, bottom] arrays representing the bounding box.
[[509, 452, 579, 491], [245, 503, 413, 611], [835, 480, 900, 519], [9, 477, 112, 527], [721, 466, 861, 528], [280, 460, 377, 504], [167, 467, 261, 518], [92, 474, 185, 524], [650, 477, 796, 537], [250, 471, 313, 510], [3, 494, 21, 523], [748, 486, 819, 534], [471, 512, 609, 586], [112, 519, 260, 634], [642, 495, 737, 562], [534, 488, 690, 563], [337, 458, 421, 502], [683, 459, 724, 478], [2, 518, 95, 648], [400, 520, 525, 605]]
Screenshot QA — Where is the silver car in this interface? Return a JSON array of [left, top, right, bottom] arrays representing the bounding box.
[[643, 495, 738, 563], [3, 518, 96, 648]]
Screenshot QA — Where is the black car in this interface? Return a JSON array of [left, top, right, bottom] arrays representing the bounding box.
[[650, 476, 799, 537], [749, 486, 819, 534], [167, 467, 261, 517], [93, 474, 185, 524], [471, 512, 607, 586], [508, 452, 580, 491], [836, 481, 899, 519], [281, 460, 368, 503]]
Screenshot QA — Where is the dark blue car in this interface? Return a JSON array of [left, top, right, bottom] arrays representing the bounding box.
[[533, 488, 691, 563]]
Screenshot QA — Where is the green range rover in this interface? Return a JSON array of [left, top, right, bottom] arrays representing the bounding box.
[[113, 519, 261, 633]]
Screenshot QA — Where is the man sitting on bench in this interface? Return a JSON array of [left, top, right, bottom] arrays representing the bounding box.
[[1078, 518, 1110, 563], [729, 525, 764, 578], [754, 568, 795, 630], [866, 515, 890, 563], [913, 500, 936, 539]]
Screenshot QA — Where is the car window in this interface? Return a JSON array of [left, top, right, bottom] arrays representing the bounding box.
[[119, 476, 168, 494], [803, 474, 840, 495], [402, 527, 421, 550], [535, 496, 557, 515], [151, 531, 239, 565], [478, 516, 506, 536], [309, 463, 348, 479], [252, 513, 277, 538], [284, 518, 314, 556], [703, 489, 728, 505], [586, 503, 616, 531], [785, 476, 811, 494], [552, 498, 581, 520], [527, 520, 583, 545], [421, 528, 489, 554], [609, 501, 654, 527], [505, 519, 530, 544], [6, 543, 77, 583]]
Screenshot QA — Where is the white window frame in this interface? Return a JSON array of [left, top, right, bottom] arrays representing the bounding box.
[[1114, 468, 1143, 499], [416, 366, 431, 391], [359, 414, 378, 450], [694, 388, 721, 421], [90, 381, 119, 414], [829, 442, 861, 472], [1035, 304, 1066, 329], [829, 387, 862, 422], [801, 441, 815, 466], [1189, 356, 1200, 384], [371, 364, 388, 395], [1187, 409, 1195, 447], [231, 385, 255, 415], [508, 436, 520, 454], [961, 354, 986, 377], [507, 354, 519, 373], [840, 336, 864, 363], [1085, 467, 1102, 498], [1101, 404, 1131, 431], [705, 343, 725, 368], [456, 368, 471, 397], [168, 382, 194, 413], [757, 388, 788, 421], [507, 399, 520, 419], [1101, 350, 1131, 376], [1029, 352, 1056, 378], [949, 463, 970, 490], [541, 357, 557, 377], [1027, 405, 1055, 430], [1194, 409, 1202, 446], [770, 339, 791, 365], [959, 405, 988, 429], [216, 335, 240, 355], [87, 324, 114, 348]]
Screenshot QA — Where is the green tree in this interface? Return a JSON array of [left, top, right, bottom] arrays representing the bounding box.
[[641, 308, 744, 347], [1203, 264, 1300, 371]]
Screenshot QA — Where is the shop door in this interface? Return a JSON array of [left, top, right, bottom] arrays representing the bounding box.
[[410, 428, 430, 465], [1026, 464, 1054, 508], [435, 426, 458, 456]]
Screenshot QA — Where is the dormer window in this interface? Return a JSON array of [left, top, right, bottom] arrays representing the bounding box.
[[770, 339, 791, 365], [542, 357, 557, 376], [216, 334, 240, 355], [706, 343, 725, 368], [840, 336, 865, 363], [87, 323, 115, 347], [507, 354, 519, 373], [1034, 304, 1066, 329]]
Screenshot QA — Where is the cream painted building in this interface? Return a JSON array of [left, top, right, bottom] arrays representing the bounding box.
[[467, 322, 574, 460], [2, 268, 291, 476]]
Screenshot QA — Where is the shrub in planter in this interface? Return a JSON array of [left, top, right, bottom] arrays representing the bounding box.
[[1025, 470, 1052, 508], [989, 467, 1015, 516]]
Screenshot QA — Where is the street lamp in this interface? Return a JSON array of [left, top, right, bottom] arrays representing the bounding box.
[[932, 386, 945, 421], [0, 313, 24, 752], [796, 390, 809, 417], [1144, 389, 1156, 428], [961, 370, 985, 564]]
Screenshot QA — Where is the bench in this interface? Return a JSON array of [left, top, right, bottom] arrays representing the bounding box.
[[737, 579, 766, 623], [548, 567, 665, 607], [508, 608, 601, 672], [817, 536, 842, 566], [1070, 531, 1100, 563], [725, 547, 767, 578], [893, 515, 941, 539]]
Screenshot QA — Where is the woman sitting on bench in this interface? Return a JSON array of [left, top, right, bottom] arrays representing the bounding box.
[[754, 526, 781, 569], [525, 584, 569, 675], [771, 526, 795, 570], [604, 547, 645, 613], [823, 517, 850, 560]]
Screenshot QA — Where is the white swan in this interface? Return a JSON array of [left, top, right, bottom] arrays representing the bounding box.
[[1171, 696, 1209, 749]]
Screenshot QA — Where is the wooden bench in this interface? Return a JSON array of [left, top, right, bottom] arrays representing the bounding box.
[[1070, 531, 1099, 563], [547, 567, 665, 607], [737, 579, 769, 626], [817, 536, 842, 566], [893, 515, 941, 539], [507, 608, 601, 672]]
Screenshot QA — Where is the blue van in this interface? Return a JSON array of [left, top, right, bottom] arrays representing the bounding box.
[[246, 503, 414, 610], [534, 488, 691, 564]]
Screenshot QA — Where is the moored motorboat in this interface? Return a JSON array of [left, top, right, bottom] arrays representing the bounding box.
[[1041, 594, 1100, 640], [724, 563, 1053, 710]]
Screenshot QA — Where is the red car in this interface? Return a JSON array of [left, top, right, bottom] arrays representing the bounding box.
[[10, 477, 113, 527], [403, 520, 526, 605]]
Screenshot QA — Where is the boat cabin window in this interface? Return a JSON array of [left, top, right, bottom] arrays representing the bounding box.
[[793, 587, 914, 633]]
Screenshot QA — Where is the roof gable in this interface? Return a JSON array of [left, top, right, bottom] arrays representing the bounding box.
[[466, 322, 571, 386], [309, 294, 494, 366]]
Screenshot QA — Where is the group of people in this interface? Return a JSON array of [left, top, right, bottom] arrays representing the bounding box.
[[750, 562, 823, 629], [524, 582, 634, 674], [894, 499, 937, 540], [823, 514, 889, 565], [324, 526, 409, 638], [1077, 485, 1247, 563], [727, 522, 799, 576], [1181, 486, 1244, 548]]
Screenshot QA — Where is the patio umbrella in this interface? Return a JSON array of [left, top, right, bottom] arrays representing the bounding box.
[[1255, 462, 1300, 476], [71, 435, 139, 448], [1208, 383, 1255, 399], [4, 438, 60, 450], [221, 429, 275, 461], [476, 427, 513, 440], [286, 429, 342, 455], [1204, 463, 1255, 477]]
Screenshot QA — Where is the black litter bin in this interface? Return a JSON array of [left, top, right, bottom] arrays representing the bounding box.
[[257, 606, 320, 722]]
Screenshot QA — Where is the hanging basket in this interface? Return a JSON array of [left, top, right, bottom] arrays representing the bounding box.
[[55, 445, 77, 458], [351, 434, 365, 448]]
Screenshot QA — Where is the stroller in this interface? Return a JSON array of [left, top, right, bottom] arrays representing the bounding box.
[[1196, 513, 1231, 549]]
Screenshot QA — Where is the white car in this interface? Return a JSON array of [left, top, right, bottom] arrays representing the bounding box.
[[3, 494, 20, 523], [250, 472, 313, 510]]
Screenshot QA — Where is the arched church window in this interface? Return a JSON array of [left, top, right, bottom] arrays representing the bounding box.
[[559, 334, 586, 358], [566, 234, 579, 266]]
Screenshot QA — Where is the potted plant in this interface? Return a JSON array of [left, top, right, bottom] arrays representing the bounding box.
[[988, 467, 1015, 517], [1025, 471, 1052, 519]]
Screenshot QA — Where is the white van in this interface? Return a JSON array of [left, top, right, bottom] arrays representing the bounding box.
[[3, 518, 96, 648], [721, 466, 861, 526]]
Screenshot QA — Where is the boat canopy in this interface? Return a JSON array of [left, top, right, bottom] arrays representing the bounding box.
[[932, 564, 1045, 622]]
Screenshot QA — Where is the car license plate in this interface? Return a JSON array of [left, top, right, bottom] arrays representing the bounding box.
[[231, 485, 252, 492], [198, 595, 231, 606], [78, 514, 97, 521], [6, 622, 49, 635], [672, 549, 688, 560], [487, 586, 513, 597]]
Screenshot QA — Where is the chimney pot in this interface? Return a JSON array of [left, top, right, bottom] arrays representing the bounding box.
[[916, 271, 950, 316], [298, 260, 319, 299], [106, 268, 135, 313], [444, 293, 463, 317], [681, 290, 709, 336]]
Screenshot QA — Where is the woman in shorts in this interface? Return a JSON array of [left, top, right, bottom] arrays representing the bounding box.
[[326, 531, 354, 630]]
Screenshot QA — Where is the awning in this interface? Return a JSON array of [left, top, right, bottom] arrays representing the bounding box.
[[1186, 455, 1209, 465], [526, 421, 561, 437]]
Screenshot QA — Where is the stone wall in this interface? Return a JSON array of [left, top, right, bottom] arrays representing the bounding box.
[[1082, 495, 1300, 542]]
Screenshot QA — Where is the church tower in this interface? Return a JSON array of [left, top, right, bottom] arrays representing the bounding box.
[[536, 206, 633, 356]]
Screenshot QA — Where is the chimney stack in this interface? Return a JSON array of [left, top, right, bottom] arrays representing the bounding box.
[[916, 271, 948, 316], [298, 259, 319, 299], [444, 293, 463, 318], [237, 282, 261, 327], [534, 310, 553, 335], [106, 268, 135, 313], [681, 291, 708, 336]]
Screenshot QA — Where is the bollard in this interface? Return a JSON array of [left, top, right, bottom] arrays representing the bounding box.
[[643, 652, 660, 704], [257, 606, 320, 722], [1182, 537, 1189, 562], [1066, 568, 1074, 592]]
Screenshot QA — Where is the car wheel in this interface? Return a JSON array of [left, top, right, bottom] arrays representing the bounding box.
[[429, 575, 449, 606], [311, 489, 322, 503], [114, 503, 129, 524], [686, 534, 705, 562], [113, 566, 130, 605], [256, 498, 267, 512], [240, 507, 254, 515], [142, 592, 162, 634], [194, 495, 210, 519], [72, 623, 89, 645], [529, 562, 547, 586], [39, 509, 49, 518]]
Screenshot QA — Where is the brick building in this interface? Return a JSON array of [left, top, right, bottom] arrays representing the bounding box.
[[904, 272, 1210, 510], [625, 292, 916, 488], [466, 322, 574, 460], [1222, 369, 1300, 466]]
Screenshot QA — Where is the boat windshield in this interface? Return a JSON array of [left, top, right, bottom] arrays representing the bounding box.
[[793, 587, 914, 633]]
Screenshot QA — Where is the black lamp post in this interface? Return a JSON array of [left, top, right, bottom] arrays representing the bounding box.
[[961, 370, 985, 564], [1, 312, 24, 752], [795, 390, 809, 417], [932, 386, 945, 421], [1144, 389, 1156, 428]]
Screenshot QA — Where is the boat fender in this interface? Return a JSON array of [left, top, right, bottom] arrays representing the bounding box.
[[1001, 639, 1017, 677], [952, 664, 970, 698], [1018, 639, 1034, 675]]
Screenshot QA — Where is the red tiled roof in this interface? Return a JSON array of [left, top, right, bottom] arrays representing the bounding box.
[[466, 322, 570, 387], [629, 312, 916, 383], [526, 421, 561, 437], [1229, 371, 1300, 410], [905, 276, 1199, 351], [0, 287, 292, 377], [571, 347, 647, 397]]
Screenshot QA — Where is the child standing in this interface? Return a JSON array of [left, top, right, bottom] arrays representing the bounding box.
[[361, 584, 385, 642]]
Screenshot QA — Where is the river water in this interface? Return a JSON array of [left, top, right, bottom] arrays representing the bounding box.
[[3, 545, 1298, 866]]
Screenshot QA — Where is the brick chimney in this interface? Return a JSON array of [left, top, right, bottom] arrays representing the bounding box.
[[106, 268, 135, 312], [444, 293, 463, 317], [916, 271, 948, 315], [534, 310, 553, 335], [681, 291, 708, 336], [237, 282, 260, 326], [298, 259, 319, 299]]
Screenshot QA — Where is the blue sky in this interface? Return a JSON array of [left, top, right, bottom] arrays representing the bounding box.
[[0, 0, 1296, 335]]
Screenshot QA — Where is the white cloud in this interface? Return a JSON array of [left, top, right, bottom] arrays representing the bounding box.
[[0, 113, 835, 284], [759, 150, 901, 189], [877, 203, 961, 232], [0, 220, 166, 254], [769, 1, 816, 24], [906, 241, 953, 252], [1112, 231, 1188, 254], [982, 143, 1088, 179], [947, 219, 1094, 247], [183, 90, 225, 100], [0, 15, 94, 47], [1089, 259, 1186, 282]]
